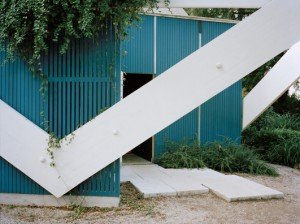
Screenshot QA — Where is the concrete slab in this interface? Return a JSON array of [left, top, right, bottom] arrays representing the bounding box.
[[121, 157, 283, 201], [166, 169, 284, 202], [129, 165, 209, 196]]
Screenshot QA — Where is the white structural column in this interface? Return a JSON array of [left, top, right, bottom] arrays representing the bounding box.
[[1, 0, 300, 198], [0, 100, 69, 196], [243, 42, 300, 129], [158, 0, 271, 8]]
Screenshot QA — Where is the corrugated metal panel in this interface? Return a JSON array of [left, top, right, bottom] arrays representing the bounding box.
[[201, 21, 234, 46], [156, 17, 199, 74], [0, 29, 120, 196], [200, 21, 242, 144], [0, 42, 48, 194], [121, 15, 154, 74], [154, 16, 199, 157]]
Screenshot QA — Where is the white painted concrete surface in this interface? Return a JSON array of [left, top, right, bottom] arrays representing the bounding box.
[[121, 164, 209, 197], [166, 169, 283, 202], [243, 42, 300, 129], [121, 157, 283, 201]]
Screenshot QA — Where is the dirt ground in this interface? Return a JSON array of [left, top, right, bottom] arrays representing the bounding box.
[[1, 164, 299, 224]]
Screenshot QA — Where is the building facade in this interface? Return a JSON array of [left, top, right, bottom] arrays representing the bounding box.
[[0, 14, 241, 206]]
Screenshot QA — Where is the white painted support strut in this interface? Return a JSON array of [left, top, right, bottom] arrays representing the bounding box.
[[157, 0, 271, 8], [0, 100, 69, 196], [1, 0, 300, 198], [243, 42, 300, 129]]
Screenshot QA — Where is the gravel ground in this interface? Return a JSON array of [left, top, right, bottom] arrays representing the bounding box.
[[1, 164, 299, 224]]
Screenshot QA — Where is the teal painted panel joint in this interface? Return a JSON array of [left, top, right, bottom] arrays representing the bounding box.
[[121, 15, 154, 74], [200, 21, 242, 144], [0, 27, 120, 197]]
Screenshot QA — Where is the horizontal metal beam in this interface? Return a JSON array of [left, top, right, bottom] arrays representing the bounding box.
[[158, 0, 271, 8], [243, 43, 300, 129]]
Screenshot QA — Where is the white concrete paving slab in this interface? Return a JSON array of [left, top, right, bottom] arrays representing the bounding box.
[[121, 156, 283, 201], [166, 169, 284, 202], [128, 165, 209, 196]]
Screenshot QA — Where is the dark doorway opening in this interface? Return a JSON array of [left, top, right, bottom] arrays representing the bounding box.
[[123, 73, 153, 161]]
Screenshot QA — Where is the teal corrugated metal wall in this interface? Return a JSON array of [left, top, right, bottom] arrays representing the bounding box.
[[121, 15, 154, 74], [0, 29, 120, 196], [200, 21, 242, 144], [154, 16, 200, 157], [0, 44, 49, 194], [121, 16, 242, 157]]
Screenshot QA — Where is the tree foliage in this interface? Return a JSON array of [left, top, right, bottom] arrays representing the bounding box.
[[0, 0, 161, 75], [186, 8, 256, 21]]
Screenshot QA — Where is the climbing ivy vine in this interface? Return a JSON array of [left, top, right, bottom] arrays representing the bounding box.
[[0, 0, 166, 75]]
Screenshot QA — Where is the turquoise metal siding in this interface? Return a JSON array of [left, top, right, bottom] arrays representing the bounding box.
[[156, 17, 199, 74], [0, 46, 48, 194], [121, 15, 154, 74], [200, 82, 242, 143], [154, 17, 199, 157], [0, 30, 120, 196], [200, 21, 242, 144]]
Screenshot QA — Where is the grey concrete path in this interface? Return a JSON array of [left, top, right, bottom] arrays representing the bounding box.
[[121, 155, 284, 202]]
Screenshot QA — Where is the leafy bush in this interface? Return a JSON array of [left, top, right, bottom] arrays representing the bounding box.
[[201, 142, 277, 176], [266, 137, 300, 167], [155, 141, 205, 169], [245, 108, 300, 131], [155, 141, 278, 176], [243, 108, 300, 167], [0, 0, 162, 75], [245, 129, 300, 167]]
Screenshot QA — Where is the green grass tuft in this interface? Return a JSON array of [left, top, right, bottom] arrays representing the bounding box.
[[155, 140, 278, 176]]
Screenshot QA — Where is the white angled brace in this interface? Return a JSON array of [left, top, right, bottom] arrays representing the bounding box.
[[0, 100, 69, 196], [1, 0, 300, 198], [243, 42, 300, 129]]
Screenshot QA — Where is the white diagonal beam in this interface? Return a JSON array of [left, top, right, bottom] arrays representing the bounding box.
[[243, 43, 300, 129], [0, 100, 69, 196], [1, 0, 300, 198], [158, 0, 271, 8]]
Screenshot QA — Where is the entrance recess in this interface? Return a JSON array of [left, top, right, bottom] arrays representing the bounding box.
[[123, 73, 154, 161]]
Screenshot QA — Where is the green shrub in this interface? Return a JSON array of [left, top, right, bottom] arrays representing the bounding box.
[[243, 107, 300, 168], [246, 108, 300, 131], [201, 142, 277, 176], [243, 127, 300, 167], [265, 135, 300, 167], [155, 141, 278, 176], [155, 142, 205, 169]]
